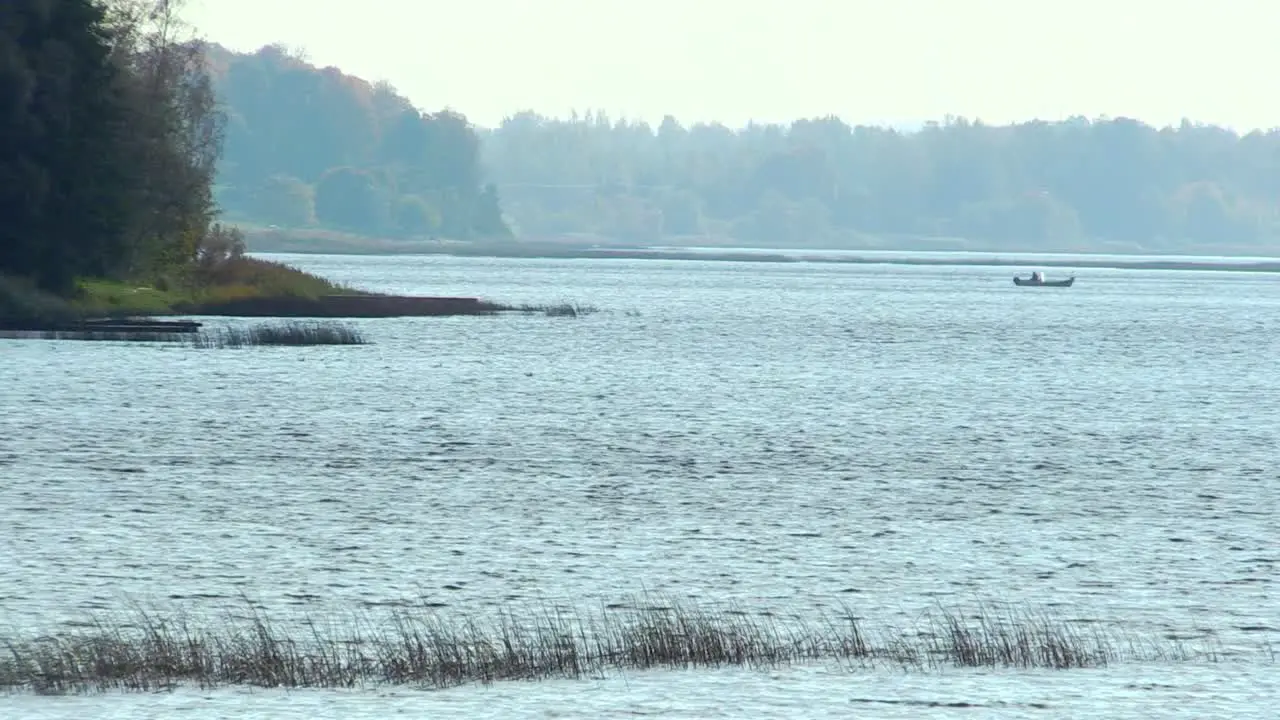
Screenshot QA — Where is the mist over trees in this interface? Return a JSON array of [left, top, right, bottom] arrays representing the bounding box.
[[480, 111, 1280, 253], [1, 0, 224, 293], [5, 2, 1276, 267], [207, 44, 511, 241]]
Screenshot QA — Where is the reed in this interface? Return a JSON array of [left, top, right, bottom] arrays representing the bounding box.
[[0, 597, 1234, 695], [0, 322, 366, 346], [191, 321, 367, 348], [510, 302, 600, 318]]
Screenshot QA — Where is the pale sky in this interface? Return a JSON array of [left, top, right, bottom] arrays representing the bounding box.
[[184, 0, 1278, 131]]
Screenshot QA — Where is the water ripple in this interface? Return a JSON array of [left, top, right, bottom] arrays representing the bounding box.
[[1, 257, 1278, 714]]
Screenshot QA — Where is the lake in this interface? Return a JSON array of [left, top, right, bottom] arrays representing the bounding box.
[[1, 253, 1276, 717]]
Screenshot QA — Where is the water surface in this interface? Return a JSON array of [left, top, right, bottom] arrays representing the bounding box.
[[1, 254, 1276, 716]]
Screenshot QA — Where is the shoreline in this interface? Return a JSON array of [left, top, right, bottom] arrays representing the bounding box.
[[2, 255, 568, 332], [247, 238, 1280, 274], [171, 294, 503, 318], [530, 248, 1280, 273], [0, 299, 597, 336]]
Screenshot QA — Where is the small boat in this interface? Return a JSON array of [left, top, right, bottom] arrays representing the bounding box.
[[1013, 271, 1074, 287]]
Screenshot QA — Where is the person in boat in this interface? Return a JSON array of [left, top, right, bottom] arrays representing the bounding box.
[[1031, 271, 1044, 283]]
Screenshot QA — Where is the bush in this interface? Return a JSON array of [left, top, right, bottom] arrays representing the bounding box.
[[249, 174, 318, 227], [193, 257, 350, 299], [0, 274, 81, 325], [196, 223, 247, 271]]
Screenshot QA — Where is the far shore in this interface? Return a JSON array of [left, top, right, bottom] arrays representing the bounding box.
[[244, 230, 1280, 274], [455, 246, 1280, 273]]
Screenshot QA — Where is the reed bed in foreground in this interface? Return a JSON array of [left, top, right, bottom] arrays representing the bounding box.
[[191, 321, 367, 348], [0, 598, 1234, 695]]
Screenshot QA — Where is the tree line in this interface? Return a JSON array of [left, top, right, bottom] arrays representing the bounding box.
[[1, 0, 227, 293], [480, 111, 1280, 252], [209, 44, 509, 241], [1, 3, 511, 301], [6, 2, 1275, 269]]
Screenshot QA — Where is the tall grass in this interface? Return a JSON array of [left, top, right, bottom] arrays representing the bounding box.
[[2, 321, 367, 346], [73, 279, 183, 315], [193, 256, 363, 302], [192, 321, 367, 348], [510, 302, 600, 318], [0, 597, 1235, 695]]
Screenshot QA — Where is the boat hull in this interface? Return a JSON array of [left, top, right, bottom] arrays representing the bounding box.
[[1013, 276, 1075, 287]]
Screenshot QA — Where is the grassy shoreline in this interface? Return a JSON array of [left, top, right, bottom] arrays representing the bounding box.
[[0, 597, 1246, 695], [3, 256, 592, 330], [2, 257, 362, 327]]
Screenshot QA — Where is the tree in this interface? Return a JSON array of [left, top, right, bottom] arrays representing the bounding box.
[[479, 110, 1280, 251], [103, 0, 225, 276], [315, 167, 388, 232], [248, 174, 316, 226], [392, 195, 441, 237], [0, 0, 137, 292], [657, 190, 704, 236], [471, 184, 511, 238], [208, 47, 509, 239]]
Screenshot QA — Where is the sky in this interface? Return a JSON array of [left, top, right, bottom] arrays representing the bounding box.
[[184, 0, 1279, 132]]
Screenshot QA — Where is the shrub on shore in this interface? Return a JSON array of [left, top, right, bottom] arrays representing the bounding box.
[[0, 274, 83, 326], [193, 256, 363, 303], [0, 597, 1230, 695]]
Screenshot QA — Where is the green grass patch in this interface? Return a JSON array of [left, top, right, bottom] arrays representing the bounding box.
[[74, 278, 186, 315], [60, 258, 365, 319]]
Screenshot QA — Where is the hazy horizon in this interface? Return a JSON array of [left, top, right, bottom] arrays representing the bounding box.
[[185, 0, 1280, 132]]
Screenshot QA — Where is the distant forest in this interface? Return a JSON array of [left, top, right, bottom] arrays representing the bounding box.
[[208, 44, 1280, 253], [482, 112, 1280, 253], [207, 44, 509, 241]]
